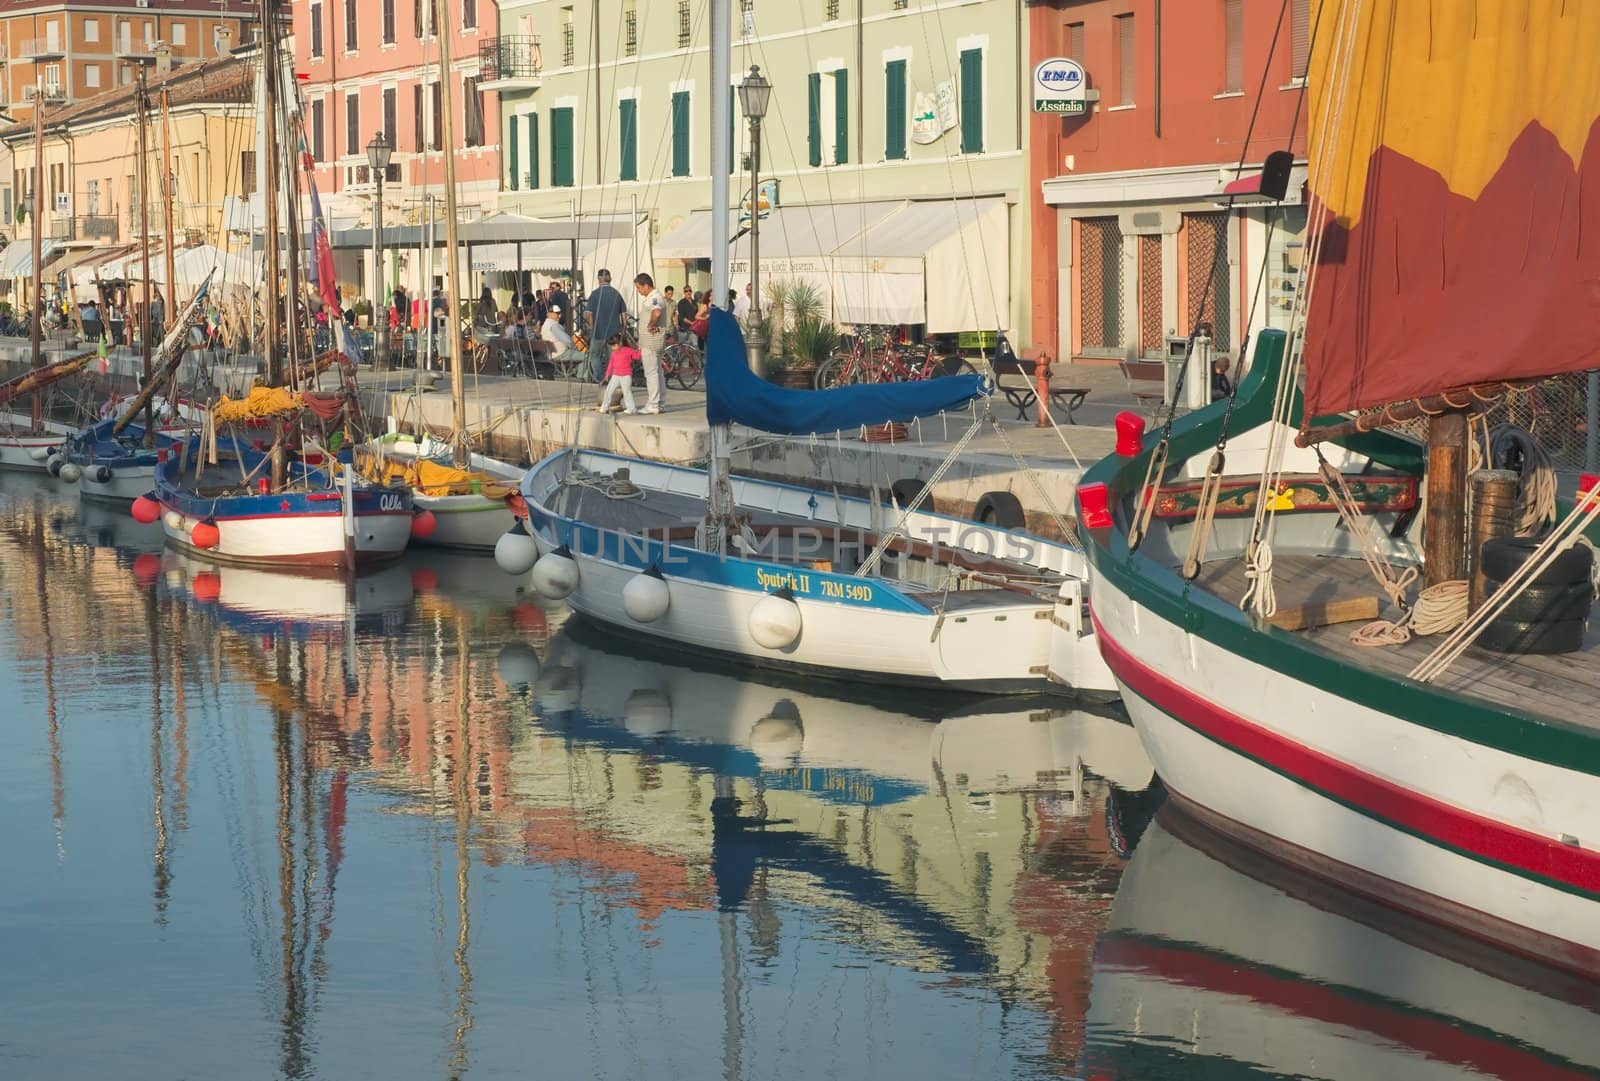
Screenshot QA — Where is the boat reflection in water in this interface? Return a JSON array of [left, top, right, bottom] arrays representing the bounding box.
[[1084, 810, 1600, 1079]]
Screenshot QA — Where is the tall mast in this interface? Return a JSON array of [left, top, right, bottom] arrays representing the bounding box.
[[136, 68, 155, 441], [160, 86, 178, 332], [28, 83, 43, 432], [433, 0, 469, 466], [259, 0, 283, 387], [705, 0, 733, 534]]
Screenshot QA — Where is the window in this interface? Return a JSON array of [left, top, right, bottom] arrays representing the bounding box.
[[346, 91, 360, 156], [86, 178, 100, 215], [833, 68, 848, 165], [310, 3, 323, 56], [561, 7, 574, 66], [508, 115, 519, 190], [414, 0, 423, 38], [430, 81, 442, 149], [241, 150, 257, 196], [678, 1, 690, 48], [312, 98, 326, 161], [893, 0, 908, 8], [551, 106, 574, 187], [344, 0, 357, 51], [825, 0, 839, 19], [1066, 21, 1084, 63], [413, 84, 424, 150], [623, 0, 637, 57], [176, 22, 189, 46], [383, 87, 397, 145], [671, 90, 690, 176], [619, 98, 638, 180], [807, 72, 821, 166], [44, 63, 62, 95], [463, 77, 484, 146], [526, 112, 540, 188], [84, 18, 99, 43], [463, 0, 477, 31], [85, 65, 101, 89], [740, 0, 754, 38], [1115, 13, 1135, 106], [959, 48, 982, 153], [1290, 0, 1310, 80], [1222, 0, 1243, 92], [383, 0, 395, 43], [884, 59, 906, 160]]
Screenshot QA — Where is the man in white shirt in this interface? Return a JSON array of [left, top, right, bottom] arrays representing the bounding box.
[[633, 272, 667, 413], [541, 305, 585, 376], [732, 281, 753, 325]]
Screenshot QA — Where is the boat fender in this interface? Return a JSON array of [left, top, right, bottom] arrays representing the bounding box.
[[530, 545, 580, 599], [46, 454, 64, 477], [28, 446, 50, 462], [191, 518, 221, 550], [494, 519, 540, 576], [623, 565, 670, 623], [973, 490, 1026, 529], [130, 494, 161, 524], [410, 508, 438, 540], [890, 479, 935, 514], [59, 462, 82, 483], [749, 700, 804, 767], [748, 588, 802, 650], [623, 688, 673, 736], [163, 510, 185, 532], [495, 643, 542, 694], [1480, 536, 1593, 587], [90, 465, 113, 485]]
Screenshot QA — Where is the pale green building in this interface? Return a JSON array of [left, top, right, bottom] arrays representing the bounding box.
[[479, 0, 1032, 342]]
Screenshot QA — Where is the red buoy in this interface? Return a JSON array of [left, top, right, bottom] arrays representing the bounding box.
[[191, 518, 221, 550], [131, 494, 161, 524], [411, 508, 438, 539], [191, 572, 222, 602]]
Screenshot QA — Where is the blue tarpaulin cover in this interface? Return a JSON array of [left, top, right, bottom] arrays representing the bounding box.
[[703, 309, 988, 435]]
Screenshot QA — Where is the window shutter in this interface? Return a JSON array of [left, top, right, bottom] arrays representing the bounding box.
[[807, 73, 821, 167], [527, 111, 540, 189], [1066, 21, 1084, 63], [1290, 0, 1310, 79], [619, 99, 638, 181], [431, 81, 442, 149], [1116, 14, 1135, 106], [1223, 0, 1244, 93], [414, 0, 423, 38], [884, 60, 906, 161], [383, 88, 397, 146], [412, 84, 423, 151], [959, 49, 982, 154], [671, 91, 690, 177], [552, 108, 573, 187], [508, 115, 519, 190], [728, 85, 736, 174], [833, 68, 848, 164]]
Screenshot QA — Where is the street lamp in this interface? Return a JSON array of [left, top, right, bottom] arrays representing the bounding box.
[[738, 64, 771, 364], [366, 130, 393, 367]]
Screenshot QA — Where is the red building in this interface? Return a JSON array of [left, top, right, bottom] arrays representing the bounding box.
[[1027, 0, 1310, 366]]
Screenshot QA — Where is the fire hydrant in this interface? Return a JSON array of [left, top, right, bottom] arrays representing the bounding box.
[[1034, 351, 1054, 428]]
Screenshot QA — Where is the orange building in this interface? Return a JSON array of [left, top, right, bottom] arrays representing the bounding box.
[[1027, 0, 1310, 365]]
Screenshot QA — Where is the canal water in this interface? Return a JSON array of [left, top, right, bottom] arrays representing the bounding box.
[[0, 474, 1596, 1080]]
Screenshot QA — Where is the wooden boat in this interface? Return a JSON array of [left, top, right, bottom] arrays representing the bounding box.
[[360, 434, 522, 551], [1085, 810, 1600, 1079], [1077, 1, 1600, 976]]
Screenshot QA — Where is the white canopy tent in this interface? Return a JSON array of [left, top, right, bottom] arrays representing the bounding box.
[[466, 213, 653, 291], [0, 238, 60, 282], [655, 209, 739, 261], [88, 244, 259, 294]]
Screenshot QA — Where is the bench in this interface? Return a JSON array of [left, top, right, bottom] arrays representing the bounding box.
[[1119, 358, 1168, 413], [996, 372, 1090, 423]]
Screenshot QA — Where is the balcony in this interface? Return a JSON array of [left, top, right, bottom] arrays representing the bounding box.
[[18, 37, 66, 61], [22, 84, 67, 104], [114, 39, 157, 63], [477, 36, 542, 92], [49, 216, 119, 243]]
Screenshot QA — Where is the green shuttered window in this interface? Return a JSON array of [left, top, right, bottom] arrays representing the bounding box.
[[959, 48, 982, 154], [551, 107, 574, 187], [527, 111, 540, 189], [807, 73, 821, 167], [619, 99, 638, 182], [508, 115, 519, 190], [671, 91, 690, 177], [833, 68, 848, 164], [884, 59, 907, 161]]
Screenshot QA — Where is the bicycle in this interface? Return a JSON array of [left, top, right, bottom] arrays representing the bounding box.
[[659, 332, 703, 390]]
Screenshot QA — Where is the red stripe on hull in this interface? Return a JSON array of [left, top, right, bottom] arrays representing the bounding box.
[[164, 537, 405, 573], [1092, 611, 1600, 896]]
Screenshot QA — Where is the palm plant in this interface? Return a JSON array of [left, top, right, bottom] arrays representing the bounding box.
[[781, 314, 839, 367]]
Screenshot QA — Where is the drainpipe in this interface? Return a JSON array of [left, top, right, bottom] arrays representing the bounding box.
[[1153, 0, 1162, 139]]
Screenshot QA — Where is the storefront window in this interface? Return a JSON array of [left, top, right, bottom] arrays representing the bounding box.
[[1264, 206, 1307, 330]]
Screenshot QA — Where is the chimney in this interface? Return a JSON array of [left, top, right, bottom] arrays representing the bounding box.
[[154, 41, 173, 76], [214, 25, 234, 55]]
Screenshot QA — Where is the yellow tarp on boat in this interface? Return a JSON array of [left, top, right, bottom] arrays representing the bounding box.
[[213, 386, 303, 424], [368, 455, 514, 499]]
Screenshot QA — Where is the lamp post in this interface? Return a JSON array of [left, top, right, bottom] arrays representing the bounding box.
[[738, 64, 771, 371], [365, 130, 393, 367]]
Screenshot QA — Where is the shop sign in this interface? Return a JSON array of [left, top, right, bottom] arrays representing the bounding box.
[[1033, 57, 1088, 114]]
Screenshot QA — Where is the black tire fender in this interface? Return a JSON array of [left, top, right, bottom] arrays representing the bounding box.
[[1480, 536, 1593, 586], [1476, 616, 1587, 656], [973, 490, 1026, 529]]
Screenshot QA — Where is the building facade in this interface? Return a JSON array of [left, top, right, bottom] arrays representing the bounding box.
[[484, 0, 1033, 340], [292, 0, 503, 298], [1027, 0, 1309, 364]]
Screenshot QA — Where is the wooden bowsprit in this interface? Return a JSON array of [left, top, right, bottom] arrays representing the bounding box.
[[0, 352, 95, 411]]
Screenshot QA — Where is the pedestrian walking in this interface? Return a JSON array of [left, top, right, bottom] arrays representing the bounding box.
[[633, 272, 666, 413], [597, 334, 640, 414], [584, 269, 625, 382]]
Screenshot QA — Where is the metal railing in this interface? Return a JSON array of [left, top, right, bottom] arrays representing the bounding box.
[[18, 37, 66, 59], [479, 35, 542, 82], [49, 215, 120, 242]]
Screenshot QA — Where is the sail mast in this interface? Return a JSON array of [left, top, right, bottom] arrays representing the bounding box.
[[136, 68, 155, 442], [705, 0, 734, 532], [433, 0, 469, 466], [160, 86, 178, 333], [28, 82, 43, 433], [259, 0, 283, 388]]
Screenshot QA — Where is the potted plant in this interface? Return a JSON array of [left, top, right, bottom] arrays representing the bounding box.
[[773, 314, 838, 389]]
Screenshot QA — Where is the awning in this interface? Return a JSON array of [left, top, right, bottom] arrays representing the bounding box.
[[654, 210, 737, 261], [729, 200, 901, 262], [0, 238, 60, 279], [1213, 163, 1308, 206], [67, 245, 137, 289], [46, 247, 109, 280]]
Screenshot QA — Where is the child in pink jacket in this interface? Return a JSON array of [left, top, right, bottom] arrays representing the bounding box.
[[598, 335, 639, 414]]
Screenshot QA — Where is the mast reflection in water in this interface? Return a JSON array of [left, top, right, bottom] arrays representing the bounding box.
[[1, 475, 1590, 1079]]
